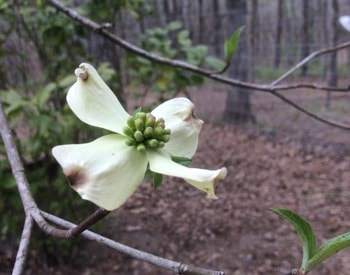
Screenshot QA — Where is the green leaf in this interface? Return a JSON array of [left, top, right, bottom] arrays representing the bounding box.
[[36, 83, 55, 108], [205, 56, 226, 70], [167, 21, 182, 31], [171, 156, 192, 167], [272, 208, 317, 269], [58, 75, 76, 88], [224, 26, 244, 63], [306, 232, 350, 272], [152, 172, 163, 188]]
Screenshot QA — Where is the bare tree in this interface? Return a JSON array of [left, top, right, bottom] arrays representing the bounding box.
[[326, 0, 339, 109], [247, 0, 258, 81], [321, 0, 329, 79], [198, 0, 204, 43], [300, 0, 310, 76], [274, 0, 283, 68], [213, 0, 222, 56], [224, 0, 254, 123]]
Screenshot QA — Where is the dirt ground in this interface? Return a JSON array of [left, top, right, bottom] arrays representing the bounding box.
[[4, 82, 350, 275]]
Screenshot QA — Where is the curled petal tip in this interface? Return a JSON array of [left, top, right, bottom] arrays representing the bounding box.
[[217, 167, 227, 180], [207, 193, 218, 200], [74, 67, 89, 81]]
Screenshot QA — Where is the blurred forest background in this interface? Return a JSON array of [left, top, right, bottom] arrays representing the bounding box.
[[2, 0, 350, 274]]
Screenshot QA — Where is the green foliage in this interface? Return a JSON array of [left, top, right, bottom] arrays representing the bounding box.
[[306, 232, 350, 272], [127, 21, 224, 104], [224, 26, 244, 64], [82, 0, 152, 21], [273, 208, 350, 273], [272, 208, 317, 270], [144, 168, 163, 188]]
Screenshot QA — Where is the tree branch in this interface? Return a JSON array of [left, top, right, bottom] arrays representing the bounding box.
[[41, 211, 224, 275], [67, 208, 110, 237], [0, 98, 108, 238], [271, 41, 350, 86], [12, 215, 33, 275], [46, 0, 350, 94], [271, 91, 350, 130], [46, 0, 350, 131]]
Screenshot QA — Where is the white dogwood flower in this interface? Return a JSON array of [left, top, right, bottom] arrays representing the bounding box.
[[339, 16, 350, 32], [52, 63, 227, 211]]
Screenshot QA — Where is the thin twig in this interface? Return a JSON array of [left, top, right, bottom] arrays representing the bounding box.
[[270, 91, 350, 130], [46, 0, 350, 94], [41, 211, 225, 275], [68, 208, 110, 237], [46, 0, 350, 131], [0, 99, 109, 238], [12, 215, 33, 275], [272, 41, 350, 86]]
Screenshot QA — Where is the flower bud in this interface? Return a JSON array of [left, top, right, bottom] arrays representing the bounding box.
[[123, 126, 133, 137], [158, 141, 165, 148], [147, 139, 159, 148], [164, 129, 171, 135], [157, 118, 165, 128], [136, 144, 146, 152], [134, 130, 144, 142], [125, 138, 136, 146], [154, 127, 164, 136], [134, 118, 144, 131], [127, 117, 135, 129], [145, 115, 156, 127], [144, 127, 153, 138], [135, 112, 146, 120], [161, 134, 170, 142]]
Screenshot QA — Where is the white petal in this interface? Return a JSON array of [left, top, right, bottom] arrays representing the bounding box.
[[52, 134, 148, 210], [67, 63, 129, 134], [151, 97, 203, 158], [147, 150, 227, 199], [339, 16, 350, 32]]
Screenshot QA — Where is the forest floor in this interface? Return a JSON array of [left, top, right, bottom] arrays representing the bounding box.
[[3, 80, 350, 275]]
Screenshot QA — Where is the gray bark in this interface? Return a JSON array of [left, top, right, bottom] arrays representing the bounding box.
[[326, 0, 339, 109], [247, 0, 258, 81], [224, 0, 254, 123], [274, 0, 283, 68], [300, 0, 310, 76]]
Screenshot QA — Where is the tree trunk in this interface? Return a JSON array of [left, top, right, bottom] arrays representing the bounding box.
[[155, 0, 167, 26], [247, 0, 258, 81], [112, 10, 127, 107], [300, 0, 310, 76], [224, 0, 254, 124], [213, 0, 222, 56], [274, 0, 283, 68], [326, 0, 339, 109], [321, 0, 329, 79], [198, 0, 204, 44]]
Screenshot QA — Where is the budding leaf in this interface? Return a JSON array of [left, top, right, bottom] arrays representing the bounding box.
[[224, 26, 244, 63], [171, 156, 192, 167], [152, 172, 163, 188], [306, 231, 350, 272], [272, 208, 317, 270]]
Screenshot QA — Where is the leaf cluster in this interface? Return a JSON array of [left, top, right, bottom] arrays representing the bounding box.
[[127, 21, 224, 103]]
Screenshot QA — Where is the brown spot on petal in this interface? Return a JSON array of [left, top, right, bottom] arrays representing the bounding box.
[[64, 165, 88, 189]]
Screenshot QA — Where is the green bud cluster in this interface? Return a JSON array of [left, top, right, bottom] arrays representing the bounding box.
[[123, 111, 171, 152]]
